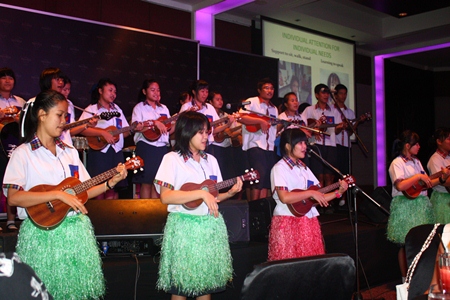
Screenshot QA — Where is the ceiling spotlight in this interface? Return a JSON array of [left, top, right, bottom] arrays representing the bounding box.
[[399, 12, 408, 17], [295, 19, 301, 22]]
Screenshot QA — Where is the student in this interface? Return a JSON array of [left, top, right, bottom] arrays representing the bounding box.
[[207, 91, 235, 180], [154, 111, 242, 300], [387, 130, 447, 278], [238, 78, 279, 201], [180, 80, 230, 146], [427, 127, 450, 223], [3, 89, 127, 299], [268, 129, 348, 261], [79, 78, 139, 199], [0, 67, 25, 231], [301, 84, 345, 209], [59, 75, 97, 146], [132, 79, 172, 198]]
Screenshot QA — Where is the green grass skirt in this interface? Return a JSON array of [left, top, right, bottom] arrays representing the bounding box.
[[430, 191, 450, 224], [16, 214, 105, 300], [386, 195, 435, 244], [157, 212, 233, 297]]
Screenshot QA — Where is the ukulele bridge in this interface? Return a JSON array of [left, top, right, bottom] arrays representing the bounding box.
[[46, 202, 55, 213]]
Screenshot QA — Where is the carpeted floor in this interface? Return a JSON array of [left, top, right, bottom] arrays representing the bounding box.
[[360, 281, 398, 300]]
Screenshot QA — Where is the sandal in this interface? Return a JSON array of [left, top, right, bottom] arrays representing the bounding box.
[[7, 223, 18, 230]]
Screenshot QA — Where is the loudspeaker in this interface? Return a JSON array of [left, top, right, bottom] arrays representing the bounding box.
[[241, 254, 355, 300], [85, 199, 168, 236], [219, 200, 250, 243], [248, 197, 276, 242], [358, 186, 391, 223], [85, 199, 168, 256]]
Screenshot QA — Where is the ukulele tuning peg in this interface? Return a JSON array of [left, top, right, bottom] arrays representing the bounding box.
[[126, 157, 130, 161], [255, 180, 259, 184], [140, 167, 144, 171], [245, 169, 249, 173]]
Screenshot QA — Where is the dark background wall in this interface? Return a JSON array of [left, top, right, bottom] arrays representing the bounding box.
[[2, 0, 450, 187]]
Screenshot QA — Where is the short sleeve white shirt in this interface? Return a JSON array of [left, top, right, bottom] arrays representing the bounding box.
[[335, 105, 355, 147], [428, 151, 450, 193], [301, 103, 341, 146], [131, 101, 170, 147], [239, 96, 278, 151], [180, 102, 220, 144], [79, 103, 129, 153], [270, 157, 320, 218], [154, 151, 223, 216], [3, 137, 90, 219], [389, 156, 427, 197]]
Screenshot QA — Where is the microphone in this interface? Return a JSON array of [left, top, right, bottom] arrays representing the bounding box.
[[225, 101, 251, 110]]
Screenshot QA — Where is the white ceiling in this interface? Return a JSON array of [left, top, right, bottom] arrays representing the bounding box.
[[144, 0, 450, 71]]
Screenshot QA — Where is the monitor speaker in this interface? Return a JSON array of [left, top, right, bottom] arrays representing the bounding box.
[[219, 200, 250, 243], [248, 197, 276, 242]]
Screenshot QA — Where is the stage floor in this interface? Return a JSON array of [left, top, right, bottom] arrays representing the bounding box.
[[0, 208, 400, 300]]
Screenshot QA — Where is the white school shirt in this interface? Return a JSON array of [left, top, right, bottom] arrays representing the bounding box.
[[301, 103, 341, 146], [0, 94, 26, 110], [131, 101, 170, 147], [180, 101, 220, 145], [3, 136, 90, 219], [389, 155, 427, 197], [60, 99, 75, 146], [270, 156, 320, 218], [428, 150, 450, 194], [239, 96, 278, 151], [79, 103, 129, 153], [154, 151, 223, 216], [211, 110, 232, 148], [334, 105, 355, 147]]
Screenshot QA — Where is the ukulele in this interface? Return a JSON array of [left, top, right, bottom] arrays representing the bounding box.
[[240, 112, 296, 133], [287, 175, 356, 217], [26, 156, 144, 230], [62, 111, 120, 131], [403, 166, 450, 199], [87, 121, 151, 150], [181, 169, 260, 210], [143, 105, 200, 141], [0, 106, 22, 158], [213, 125, 242, 143]]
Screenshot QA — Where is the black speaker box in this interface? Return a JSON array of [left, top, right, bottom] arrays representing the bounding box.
[[85, 199, 168, 256], [358, 186, 391, 223], [219, 200, 250, 243], [248, 197, 276, 242]]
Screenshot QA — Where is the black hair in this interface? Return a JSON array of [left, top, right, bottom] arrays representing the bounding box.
[[314, 83, 329, 94], [207, 91, 221, 103], [280, 92, 297, 113], [279, 128, 308, 157], [21, 90, 67, 143], [138, 79, 159, 102], [61, 75, 71, 85], [0, 67, 16, 81], [392, 130, 420, 158], [334, 84, 347, 93], [90, 78, 117, 104], [39, 67, 65, 92], [190, 80, 209, 97], [174, 111, 210, 156], [257, 78, 274, 91]]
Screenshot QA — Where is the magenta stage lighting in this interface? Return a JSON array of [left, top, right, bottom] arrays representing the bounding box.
[[374, 42, 450, 186]]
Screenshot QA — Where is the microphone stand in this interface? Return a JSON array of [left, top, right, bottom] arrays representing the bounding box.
[[308, 147, 390, 300]]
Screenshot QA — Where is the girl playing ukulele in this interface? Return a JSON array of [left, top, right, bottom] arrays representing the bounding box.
[[268, 128, 348, 261], [154, 111, 242, 300], [3, 90, 127, 299], [388, 130, 449, 278]]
